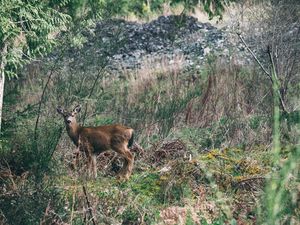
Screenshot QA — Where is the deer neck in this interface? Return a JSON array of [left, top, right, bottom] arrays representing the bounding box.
[[66, 123, 81, 146]]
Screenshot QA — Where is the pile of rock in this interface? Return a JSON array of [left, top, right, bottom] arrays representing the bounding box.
[[73, 15, 246, 72]]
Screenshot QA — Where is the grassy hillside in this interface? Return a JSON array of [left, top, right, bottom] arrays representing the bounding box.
[[1, 7, 299, 225]]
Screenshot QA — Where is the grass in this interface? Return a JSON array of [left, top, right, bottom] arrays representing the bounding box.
[[30, 143, 276, 224], [0, 27, 299, 224]]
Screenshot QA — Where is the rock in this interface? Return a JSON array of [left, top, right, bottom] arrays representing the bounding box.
[[66, 15, 248, 74]]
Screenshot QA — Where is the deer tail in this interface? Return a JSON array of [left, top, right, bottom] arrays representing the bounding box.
[[128, 131, 134, 148]]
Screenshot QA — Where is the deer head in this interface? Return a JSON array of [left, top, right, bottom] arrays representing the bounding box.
[[57, 105, 82, 146], [57, 105, 81, 126]]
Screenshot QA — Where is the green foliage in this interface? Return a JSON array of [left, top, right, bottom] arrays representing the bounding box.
[[1, 116, 62, 177], [94, 115, 116, 126], [94, 0, 166, 18], [0, 178, 66, 225], [160, 176, 193, 204], [171, 114, 270, 151], [127, 172, 161, 199], [0, 0, 71, 78], [257, 59, 300, 224], [201, 0, 232, 19], [121, 206, 140, 224], [172, 126, 222, 150], [258, 146, 300, 224], [185, 210, 194, 225], [1, 114, 65, 224]]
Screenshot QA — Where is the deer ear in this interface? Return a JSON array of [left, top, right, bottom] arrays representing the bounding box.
[[57, 106, 65, 115], [73, 105, 81, 113]]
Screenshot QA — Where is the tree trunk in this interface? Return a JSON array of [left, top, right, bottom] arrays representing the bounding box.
[[0, 42, 8, 133]]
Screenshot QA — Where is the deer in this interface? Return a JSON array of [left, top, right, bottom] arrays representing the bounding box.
[[57, 105, 134, 180]]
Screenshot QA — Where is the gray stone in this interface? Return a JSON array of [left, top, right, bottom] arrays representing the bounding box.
[[64, 15, 250, 75]]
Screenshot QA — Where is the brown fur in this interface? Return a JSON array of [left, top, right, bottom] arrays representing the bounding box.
[[57, 105, 134, 180]]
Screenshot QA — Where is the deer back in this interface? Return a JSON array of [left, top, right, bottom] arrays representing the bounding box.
[[79, 124, 133, 153]]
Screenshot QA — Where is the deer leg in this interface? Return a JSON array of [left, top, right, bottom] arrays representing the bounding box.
[[113, 143, 134, 180], [91, 155, 97, 179], [86, 154, 97, 179], [119, 145, 134, 179], [82, 140, 96, 179], [72, 148, 80, 171], [123, 148, 134, 180], [118, 157, 128, 178], [86, 155, 92, 178]]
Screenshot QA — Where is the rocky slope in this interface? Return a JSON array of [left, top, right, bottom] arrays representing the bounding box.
[[66, 15, 248, 75]]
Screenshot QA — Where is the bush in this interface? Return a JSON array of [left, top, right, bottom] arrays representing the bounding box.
[[0, 119, 62, 177], [0, 178, 66, 225]]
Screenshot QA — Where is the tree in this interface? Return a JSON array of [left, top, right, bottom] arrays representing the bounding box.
[[0, 0, 70, 132], [239, 0, 300, 114]]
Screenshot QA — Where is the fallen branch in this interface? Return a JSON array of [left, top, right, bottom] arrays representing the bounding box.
[[236, 176, 265, 184]]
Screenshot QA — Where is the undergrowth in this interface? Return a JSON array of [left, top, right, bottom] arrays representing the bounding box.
[[0, 28, 299, 224]]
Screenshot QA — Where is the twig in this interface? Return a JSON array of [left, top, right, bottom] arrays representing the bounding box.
[[33, 54, 62, 142], [82, 66, 105, 125], [267, 46, 288, 113], [82, 185, 96, 225], [39, 200, 51, 225], [236, 176, 265, 184], [48, 126, 64, 162], [3, 160, 17, 191], [73, 154, 96, 225], [237, 33, 288, 113], [80, 26, 128, 125], [33, 24, 92, 142], [237, 33, 272, 80], [70, 185, 77, 225], [4, 103, 39, 123]]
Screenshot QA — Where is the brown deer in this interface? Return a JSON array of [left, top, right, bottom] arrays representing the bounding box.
[[57, 105, 134, 180]]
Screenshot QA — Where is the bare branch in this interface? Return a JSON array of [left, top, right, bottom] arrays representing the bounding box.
[[267, 47, 288, 113], [237, 33, 272, 80], [237, 33, 289, 113]]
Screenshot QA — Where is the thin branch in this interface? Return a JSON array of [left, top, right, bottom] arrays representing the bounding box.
[[33, 24, 92, 141], [70, 183, 77, 225], [73, 152, 96, 225], [81, 66, 105, 125], [237, 33, 288, 113], [267, 46, 288, 113], [236, 176, 265, 184], [82, 185, 96, 225], [237, 33, 272, 80], [48, 126, 64, 161], [33, 55, 61, 142], [80, 25, 129, 125], [39, 200, 51, 225]]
